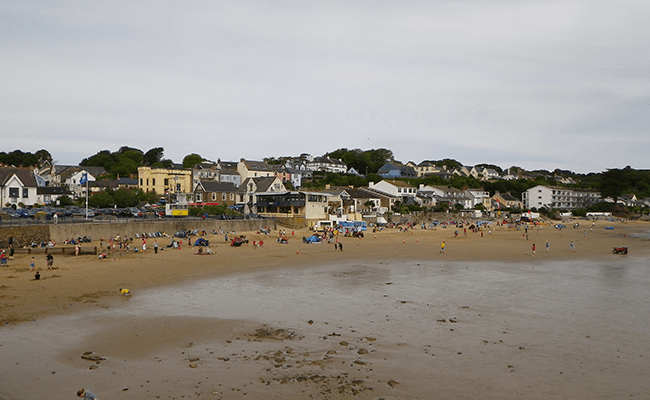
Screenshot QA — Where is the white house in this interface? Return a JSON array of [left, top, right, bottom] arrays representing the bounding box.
[[465, 188, 491, 210], [522, 185, 601, 210], [0, 167, 39, 207], [418, 184, 473, 209], [307, 156, 348, 173], [369, 180, 417, 199]]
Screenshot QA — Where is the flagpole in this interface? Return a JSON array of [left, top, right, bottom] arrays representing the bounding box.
[[85, 173, 89, 220]]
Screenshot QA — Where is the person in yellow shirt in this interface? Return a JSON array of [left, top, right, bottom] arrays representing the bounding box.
[[119, 288, 131, 296]]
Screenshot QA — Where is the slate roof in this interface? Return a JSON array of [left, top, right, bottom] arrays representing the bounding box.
[[197, 181, 237, 192], [0, 167, 37, 187], [240, 159, 273, 172]]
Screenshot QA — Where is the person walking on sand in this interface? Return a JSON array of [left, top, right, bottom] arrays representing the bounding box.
[[338, 242, 343, 251], [46, 253, 54, 269], [77, 388, 98, 399], [532, 244, 536, 256], [570, 241, 575, 252], [154, 240, 158, 254], [545, 241, 549, 252], [30, 257, 35, 271], [441, 241, 446, 253]]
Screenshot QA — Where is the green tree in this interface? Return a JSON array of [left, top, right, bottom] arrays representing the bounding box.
[[113, 188, 139, 208], [599, 168, 632, 204], [183, 153, 204, 168], [89, 190, 113, 208], [0, 149, 48, 167], [143, 147, 165, 166]]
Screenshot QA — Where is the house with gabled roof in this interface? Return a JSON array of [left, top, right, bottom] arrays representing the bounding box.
[[272, 164, 302, 189], [237, 159, 274, 180], [369, 180, 417, 200], [315, 185, 356, 218], [192, 160, 219, 188], [418, 184, 473, 209], [377, 162, 417, 178], [466, 188, 492, 210], [192, 181, 238, 208], [53, 165, 107, 187], [411, 161, 443, 178], [358, 187, 399, 213], [492, 191, 523, 210], [307, 156, 347, 173], [236, 176, 286, 214], [475, 167, 501, 180], [0, 167, 39, 206]]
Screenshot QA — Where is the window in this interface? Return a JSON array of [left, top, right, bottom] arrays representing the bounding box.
[[222, 193, 226, 201], [230, 193, 234, 201], [152, 179, 155, 186], [23, 188, 28, 198], [164, 178, 169, 185], [196, 193, 203, 202], [9, 188, 18, 198], [212, 193, 217, 201], [140, 178, 143, 185]]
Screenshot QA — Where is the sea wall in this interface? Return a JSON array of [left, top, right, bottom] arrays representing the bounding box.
[[0, 219, 277, 246], [0, 226, 50, 248]]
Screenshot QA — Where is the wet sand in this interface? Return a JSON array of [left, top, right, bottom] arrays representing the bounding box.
[[1, 220, 649, 399]]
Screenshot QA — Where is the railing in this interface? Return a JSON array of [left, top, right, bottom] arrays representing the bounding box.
[[0, 215, 267, 227]]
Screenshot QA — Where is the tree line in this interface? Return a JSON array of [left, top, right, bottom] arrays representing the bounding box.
[[4, 148, 650, 210]]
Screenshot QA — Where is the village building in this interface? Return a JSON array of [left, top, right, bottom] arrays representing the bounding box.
[[0, 167, 39, 206], [138, 166, 193, 195], [255, 191, 330, 220], [522, 185, 601, 210], [192, 181, 238, 208], [236, 176, 286, 214], [377, 162, 417, 178], [237, 159, 275, 180], [492, 191, 524, 210], [369, 180, 417, 201]]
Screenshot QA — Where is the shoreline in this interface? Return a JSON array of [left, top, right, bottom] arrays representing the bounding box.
[[1, 219, 647, 326]]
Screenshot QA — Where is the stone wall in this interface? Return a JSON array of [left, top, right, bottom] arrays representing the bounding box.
[[0, 226, 50, 248], [0, 219, 277, 247]]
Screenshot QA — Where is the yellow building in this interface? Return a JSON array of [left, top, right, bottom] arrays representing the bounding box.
[[138, 166, 192, 195]]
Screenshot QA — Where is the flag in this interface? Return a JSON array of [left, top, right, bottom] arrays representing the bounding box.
[[80, 172, 88, 184]]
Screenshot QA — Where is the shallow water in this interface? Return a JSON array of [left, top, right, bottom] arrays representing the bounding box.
[[2, 256, 650, 399]]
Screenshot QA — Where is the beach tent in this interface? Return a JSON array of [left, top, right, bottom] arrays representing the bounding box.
[[304, 235, 323, 244], [194, 238, 210, 246]]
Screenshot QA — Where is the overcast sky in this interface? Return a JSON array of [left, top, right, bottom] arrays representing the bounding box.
[[2, 1, 648, 173]]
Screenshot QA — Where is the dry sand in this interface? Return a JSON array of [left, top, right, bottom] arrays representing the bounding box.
[[1, 219, 649, 399]]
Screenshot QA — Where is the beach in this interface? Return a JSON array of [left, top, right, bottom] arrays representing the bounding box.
[[1, 219, 649, 399]]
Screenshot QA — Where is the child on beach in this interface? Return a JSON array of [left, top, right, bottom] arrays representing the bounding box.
[[30, 257, 35, 270], [119, 288, 132, 296], [77, 388, 98, 399]]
